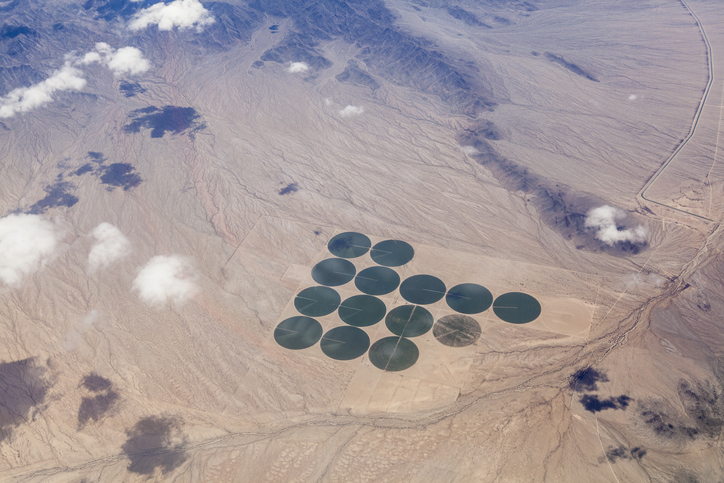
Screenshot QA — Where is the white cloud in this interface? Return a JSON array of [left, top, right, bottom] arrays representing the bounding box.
[[106, 47, 151, 76], [0, 214, 59, 287], [461, 146, 479, 156], [88, 223, 131, 273], [80, 52, 102, 64], [0, 62, 86, 118], [0, 43, 151, 118], [628, 94, 638, 101], [288, 62, 309, 74], [584, 205, 647, 245], [80, 43, 150, 77], [324, 98, 332, 106], [128, 0, 215, 32], [339, 105, 364, 117], [132, 255, 200, 306]]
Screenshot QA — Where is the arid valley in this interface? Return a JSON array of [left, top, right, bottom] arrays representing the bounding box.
[[0, 0, 723, 481]]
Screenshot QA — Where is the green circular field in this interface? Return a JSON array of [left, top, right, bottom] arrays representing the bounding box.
[[274, 316, 323, 350], [493, 292, 541, 324], [327, 232, 371, 258], [338, 295, 387, 327], [368, 337, 419, 372], [354, 266, 400, 295], [446, 283, 493, 314], [311, 257, 356, 286], [370, 240, 414, 267], [294, 286, 341, 317], [399, 274, 446, 305], [320, 326, 371, 360], [385, 305, 433, 338]]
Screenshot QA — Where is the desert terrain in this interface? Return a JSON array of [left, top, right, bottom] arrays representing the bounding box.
[[0, 0, 722, 481]]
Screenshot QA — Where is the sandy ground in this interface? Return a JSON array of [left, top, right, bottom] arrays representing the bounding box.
[[0, 0, 722, 481]]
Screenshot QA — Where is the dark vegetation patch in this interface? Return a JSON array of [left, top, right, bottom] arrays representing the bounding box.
[[601, 445, 646, 464], [119, 81, 146, 98], [99, 163, 142, 190], [279, 182, 298, 195], [695, 291, 710, 312], [251, 60, 264, 69], [269, 24, 279, 31], [639, 379, 724, 441], [336, 60, 380, 91], [570, 367, 608, 392], [27, 181, 79, 214], [121, 416, 188, 476], [580, 394, 631, 413], [81, 373, 112, 392], [0, 358, 52, 443], [544, 52, 598, 82], [678, 380, 724, 438], [124, 106, 201, 138], [640, 408, 698, 440], [673, 469, 701, 483], [445, 7, 489, 27], [458, 123, 648, 256]]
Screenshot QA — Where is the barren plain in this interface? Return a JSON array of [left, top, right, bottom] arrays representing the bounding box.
[[0, 0, 722, 481]]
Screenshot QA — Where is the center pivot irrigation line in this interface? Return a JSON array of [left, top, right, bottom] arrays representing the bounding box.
[[382, 307, 422, 370], [639, 0, 715, 222], [356, 275, 381, 281]]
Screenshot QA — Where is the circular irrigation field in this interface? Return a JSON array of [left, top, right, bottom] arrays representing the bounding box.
[[370, 240, 414, 267], [311, 257, 356, 286], [327, 232, 371, 258], [446, 283, 493, 314], [338, 294, 387, 327], [385, 305, 434, 338], [399, 274, 446, 305], [368, 336, 420, 371], [320, 326, 371, 360], [355, 266, 400, 295], [433, 314, 482, 347], [294, 286, 341, 317], [274, 316, 323, 350], [493, 292, 541, 324]]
